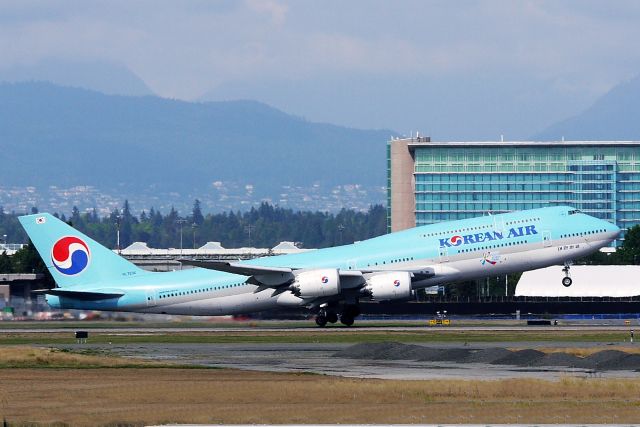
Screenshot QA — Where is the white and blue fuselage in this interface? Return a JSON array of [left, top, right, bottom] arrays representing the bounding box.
[[19, 206, 619, 322]]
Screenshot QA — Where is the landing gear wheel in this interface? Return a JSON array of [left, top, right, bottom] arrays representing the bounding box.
[[349, 306, 361, 318], [326, 312, 338, 324], [562, 262, 572, 287], [340, 315, 354, 327], [315, 314, 328, 327]]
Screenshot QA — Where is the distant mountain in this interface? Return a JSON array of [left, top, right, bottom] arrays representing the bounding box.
[[201, 72, 595, 141], [0, 82, 393, 196], [0, 59, 153, 96], [534, 74, 640, 140]]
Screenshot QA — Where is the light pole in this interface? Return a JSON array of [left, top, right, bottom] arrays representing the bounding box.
[[177, 219, 188, 255], [115, 210, 122, 254], [192, 222, 198, 249], [244, 224, 254, 247], [337, 224, 344, 245]]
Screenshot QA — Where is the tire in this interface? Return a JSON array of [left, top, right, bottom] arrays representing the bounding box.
[[344, 305, 361, 318], [350, 305, 361, 318], [562, 277, 572, 287], [315, 314, 328, 327], [340, 315, 354, 327], [326, 312, 338, 324]]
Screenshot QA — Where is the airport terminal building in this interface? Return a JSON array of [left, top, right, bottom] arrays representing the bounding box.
[[387, 137, 640, 245]]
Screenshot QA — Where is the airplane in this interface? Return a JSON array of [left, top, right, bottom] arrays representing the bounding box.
[[19, 206, 620, 327]]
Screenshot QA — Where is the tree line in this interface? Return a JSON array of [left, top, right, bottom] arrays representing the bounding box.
[[2, 201, 640, 300], [0, 200, 387, 250]]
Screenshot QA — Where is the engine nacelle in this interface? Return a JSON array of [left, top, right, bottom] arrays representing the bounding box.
[[291, 268, 341, 298], [276, 291, 306, 307], [365, 271, 412, 301]]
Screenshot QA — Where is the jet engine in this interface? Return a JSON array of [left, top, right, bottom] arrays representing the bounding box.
[[364, 271, 412, 300], [291, 268, 341, 298]]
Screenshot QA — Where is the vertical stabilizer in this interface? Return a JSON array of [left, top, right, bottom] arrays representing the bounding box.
[[18, 213, 147, 288]]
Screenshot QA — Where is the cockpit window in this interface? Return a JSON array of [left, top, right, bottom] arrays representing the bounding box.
[[568, 209, 581, 215]]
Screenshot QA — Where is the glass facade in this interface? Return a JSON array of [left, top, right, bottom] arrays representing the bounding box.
[[390, 141, 640, 246]]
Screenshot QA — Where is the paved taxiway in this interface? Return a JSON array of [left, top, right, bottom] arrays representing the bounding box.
[[52, 340, 640, 381], [14, 321, 638, 380]]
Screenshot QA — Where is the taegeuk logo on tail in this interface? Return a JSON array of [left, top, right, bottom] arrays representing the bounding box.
[[51, 236, 91, 275]]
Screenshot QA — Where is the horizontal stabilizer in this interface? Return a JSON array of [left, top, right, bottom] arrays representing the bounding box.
[[32, 288, 124, 300]]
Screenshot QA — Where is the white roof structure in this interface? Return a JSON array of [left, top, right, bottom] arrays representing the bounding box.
[[122, 242, 153, 254], [118, 241, 311, 257], [271, 241, 305, 254], [516, 266, 640, 297], [199, 242, 224, 250], [405, 139, 640, 147], [0, 243, 26, 256]]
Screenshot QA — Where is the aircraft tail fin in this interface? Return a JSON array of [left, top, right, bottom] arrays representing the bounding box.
[[18, 213, 147, 288]]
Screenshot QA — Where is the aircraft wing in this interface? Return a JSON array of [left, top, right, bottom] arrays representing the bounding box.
[[180, 259, 366, 287], [179, 259, 294, 276], [406, 267, 436, 280], [32, 288, 125, 300], [180, 259, 435, 286]]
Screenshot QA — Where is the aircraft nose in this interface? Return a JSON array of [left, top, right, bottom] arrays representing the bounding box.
[[605, 221, 621, 240], [613, 223, 622, 237]]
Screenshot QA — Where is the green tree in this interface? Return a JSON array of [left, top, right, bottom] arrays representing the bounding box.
[[11, 241, 54, 286], [0, 251, 13, 273], [617, 225, 640, 264], [191, 199, 204, 226]]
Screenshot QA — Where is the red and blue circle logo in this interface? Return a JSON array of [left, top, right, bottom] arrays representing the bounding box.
[[51, 236, 91, 276], [321, 276, 329, 284], [449, 235, 463, 246], [393, 279, 401, 287]]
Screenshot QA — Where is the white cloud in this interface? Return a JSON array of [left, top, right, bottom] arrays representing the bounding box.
[[0, 0, 639, 104], [245, 0, 288, 26]]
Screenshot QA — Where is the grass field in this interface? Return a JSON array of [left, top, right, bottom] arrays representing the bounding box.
[[0, 346, 187, 369], [2, 367, 640, 425], [1, 324, 639, 425]]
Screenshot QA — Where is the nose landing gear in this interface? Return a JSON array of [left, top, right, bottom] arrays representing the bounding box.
[[562, 262, 573, 287]]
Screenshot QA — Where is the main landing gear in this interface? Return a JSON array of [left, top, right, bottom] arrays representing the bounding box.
[[562, 262, 573, 287], [315, 305, 360, 327], [315, 308, 338, 327]]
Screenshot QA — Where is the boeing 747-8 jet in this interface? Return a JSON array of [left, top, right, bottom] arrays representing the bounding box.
[[20, 206, 619, 326]]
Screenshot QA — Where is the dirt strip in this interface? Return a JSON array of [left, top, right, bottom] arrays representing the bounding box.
[[2, 368, 640, 425]]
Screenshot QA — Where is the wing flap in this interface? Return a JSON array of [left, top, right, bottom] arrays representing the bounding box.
[[32, 288, 124, 300], [180, 259, 296, 286], [359, 267, 436, 280]]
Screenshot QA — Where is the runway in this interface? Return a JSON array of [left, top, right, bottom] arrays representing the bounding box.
[[3, 324, 639, 333]]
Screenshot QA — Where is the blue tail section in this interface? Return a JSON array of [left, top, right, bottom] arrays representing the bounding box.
[[18, 213, 147, 288]]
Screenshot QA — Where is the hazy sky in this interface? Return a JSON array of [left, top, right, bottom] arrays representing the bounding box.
[[1, 0, 639, 137]]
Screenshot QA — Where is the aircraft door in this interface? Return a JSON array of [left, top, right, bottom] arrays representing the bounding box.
[[438, 246, 449, 262], [542, 230, 552, 247], [145, 289, 157, 307]]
